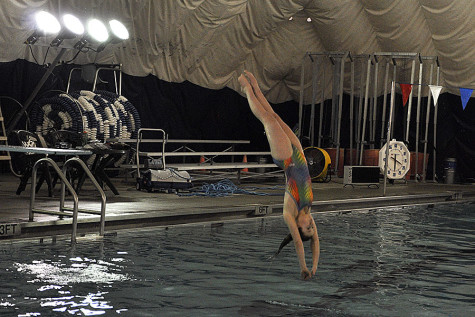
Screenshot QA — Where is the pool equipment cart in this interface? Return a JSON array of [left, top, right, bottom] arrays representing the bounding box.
[[137, 168, 192, 192], [135, 128, 192, 192]]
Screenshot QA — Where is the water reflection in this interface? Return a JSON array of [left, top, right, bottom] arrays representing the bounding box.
[[43, 291, 114, 315], [12, 252, 130, 315], [15, 257, 129, 285]]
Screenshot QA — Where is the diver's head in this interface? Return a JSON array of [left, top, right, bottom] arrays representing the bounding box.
[[296, 208, 315, 240], [272, 210, 314, 258]]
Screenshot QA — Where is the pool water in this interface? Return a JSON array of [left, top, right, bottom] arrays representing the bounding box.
[[1, 202, 474, 316]]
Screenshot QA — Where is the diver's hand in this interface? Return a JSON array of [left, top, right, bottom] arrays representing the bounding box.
[[311, 266, 317, 277], [301, 267, 312, 280]]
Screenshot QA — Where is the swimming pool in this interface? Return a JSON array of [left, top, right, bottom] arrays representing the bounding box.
[[1, 202, 474, 316]]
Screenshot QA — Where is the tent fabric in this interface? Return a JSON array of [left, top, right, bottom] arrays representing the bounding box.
[[0, 0, 473, 104]]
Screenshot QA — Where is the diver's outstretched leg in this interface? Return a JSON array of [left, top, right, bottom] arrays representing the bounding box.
[[239, 74, 292, 160], [244, 70, 303, 152]]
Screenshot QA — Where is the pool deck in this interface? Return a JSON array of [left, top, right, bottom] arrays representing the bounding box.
[[1, 173, 474, 240]]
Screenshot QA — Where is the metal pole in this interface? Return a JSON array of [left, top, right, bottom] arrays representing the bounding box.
[[7, 47, 67, 134], [310, 57, 319, 146], [330, 56, 337, 146], [422, 63, 434, 182], [349, 55, 355, 166], [390, 59, 397, 137], [432, 59, 440, 182], [405, 58, 416, 144], [415, 57, 423, 181], [371, 56, 379, 149], [359, 57, 372, 165], [380, 61, 390, 147], [383, 82, 396, 196], [356, 58, 365, 164], [335, 53, 347, 176], [298, 54, 306, 140], [318, 58, 325, 148]]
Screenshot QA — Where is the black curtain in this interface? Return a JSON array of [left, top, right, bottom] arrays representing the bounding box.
[[0, 59, 473, 182]]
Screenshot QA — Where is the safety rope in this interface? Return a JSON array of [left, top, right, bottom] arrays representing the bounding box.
[[177, 178, 283, 197]]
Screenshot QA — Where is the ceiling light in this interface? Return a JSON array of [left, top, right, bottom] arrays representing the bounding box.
[[35, 11, 61, 34], [96, 19, 129, 52], [109, 20, 129, 40], [63, 14, 84, 35], [25, 11, 61, 44], [87, 19, 109, 43], [50, 14, 84, 47]]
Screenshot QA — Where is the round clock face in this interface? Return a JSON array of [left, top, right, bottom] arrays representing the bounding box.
[[379, 140, 410, 179]]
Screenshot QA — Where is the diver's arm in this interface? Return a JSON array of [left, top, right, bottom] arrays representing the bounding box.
[[310, 218, 320, 276], [283, 211, 311, 279]]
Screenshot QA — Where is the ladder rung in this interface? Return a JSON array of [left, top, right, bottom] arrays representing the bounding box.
[[0, 136, 7, 141], [0, 155, 11, 160], [0, 116, 4, 121]]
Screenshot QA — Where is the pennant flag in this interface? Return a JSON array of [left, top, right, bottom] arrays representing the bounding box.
[[460, 88, 473, 110], [429, 85, 443, 106], [400, 84, 412, 107]]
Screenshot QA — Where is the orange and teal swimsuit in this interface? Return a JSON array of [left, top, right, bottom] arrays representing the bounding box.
[[273, 145, 313, 211]]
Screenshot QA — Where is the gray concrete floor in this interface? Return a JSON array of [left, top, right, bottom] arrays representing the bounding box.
[[1, 172, 474, 240]]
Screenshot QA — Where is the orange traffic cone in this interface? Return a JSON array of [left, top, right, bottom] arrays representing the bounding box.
[[199, 156, 206, 172], [242, 155, 249, 172]]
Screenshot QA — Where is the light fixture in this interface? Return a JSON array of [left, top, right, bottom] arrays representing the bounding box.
[[109, 20, 129, 41], [74, 18, 109, 51], [50, 14, 84, 47], [87, 19, 109, 43], [25, 11, 61, 44], [96, 19, 129, 52]]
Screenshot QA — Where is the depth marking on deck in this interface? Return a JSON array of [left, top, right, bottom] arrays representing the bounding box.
[[0, 223, 21, 237]]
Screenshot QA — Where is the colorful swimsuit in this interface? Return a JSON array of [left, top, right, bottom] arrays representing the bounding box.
[[273, 145, 313, 211]]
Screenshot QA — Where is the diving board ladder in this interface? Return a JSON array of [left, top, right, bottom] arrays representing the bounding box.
[[0, 103, 11, 162]]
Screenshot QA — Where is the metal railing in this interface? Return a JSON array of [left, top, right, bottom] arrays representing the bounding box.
[[30, 157, 106, 243]]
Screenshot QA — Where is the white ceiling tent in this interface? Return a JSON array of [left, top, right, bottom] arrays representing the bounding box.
[[0, 0, 473, 104]]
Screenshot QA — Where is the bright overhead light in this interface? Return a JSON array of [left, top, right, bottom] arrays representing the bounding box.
[[95, 19, 129, 52], [25, 11, 61, 44], [109, 20, 129, 40], [87, 19, 109, 43], [35, 11, 61, 34], [62, 14, 84, 35], [50, 14, 84, 47]]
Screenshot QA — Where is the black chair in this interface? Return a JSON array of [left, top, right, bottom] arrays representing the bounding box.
[[7, 130, 53, 196]]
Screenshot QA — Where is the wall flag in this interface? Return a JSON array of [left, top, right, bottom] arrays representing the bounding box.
[[429, 85, 442, 107], [460, 88, 473, 110], [400, 84, 412, 107]]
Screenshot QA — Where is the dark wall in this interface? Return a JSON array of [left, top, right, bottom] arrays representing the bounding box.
[[0, 59, 473, 182]]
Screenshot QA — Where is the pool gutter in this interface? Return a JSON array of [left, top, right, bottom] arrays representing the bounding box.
[[7, 190, 472, 240]]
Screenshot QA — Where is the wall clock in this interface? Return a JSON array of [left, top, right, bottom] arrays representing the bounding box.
[[379, 139, 410, 179]]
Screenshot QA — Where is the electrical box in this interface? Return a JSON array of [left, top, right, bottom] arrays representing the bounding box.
[[343, 166, 380, 186]]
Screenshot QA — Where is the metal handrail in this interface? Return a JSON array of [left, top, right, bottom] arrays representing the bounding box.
[[30, 157, 79, 242], [61, 157, 106, 236], [29, 156, 107, 243]]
